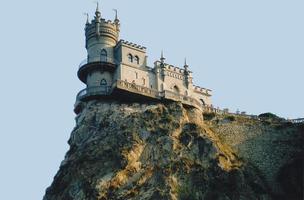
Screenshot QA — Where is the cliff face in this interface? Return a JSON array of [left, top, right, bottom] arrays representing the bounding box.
[[44, 100, 303, 200]]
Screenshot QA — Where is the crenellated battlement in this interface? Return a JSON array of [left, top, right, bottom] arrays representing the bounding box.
[[85, 18, 119, 44], [194, 85, 212, 96], [117, 40, 147, 51], [155, 61, 192, 74], [86, 18, 118, 27]]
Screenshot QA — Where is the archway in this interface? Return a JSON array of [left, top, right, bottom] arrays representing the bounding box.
[[173, 85, 180, 94]]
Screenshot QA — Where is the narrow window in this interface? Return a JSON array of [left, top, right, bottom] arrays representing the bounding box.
[[142, 78, 145, 86], [128, 54, 133, 63], [100, 79, 107, 86], [134, 56, 140, 64], [100, 49, 107, 62]]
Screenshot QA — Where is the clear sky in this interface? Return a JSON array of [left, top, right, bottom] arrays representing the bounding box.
[[0, 0, 303, 199]]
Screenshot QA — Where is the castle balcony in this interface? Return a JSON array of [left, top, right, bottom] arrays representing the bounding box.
[[160, 90, 202, 110], [77, 57, 118, 83], [114, 80, 160, 99], [75, 86, 112, 104]]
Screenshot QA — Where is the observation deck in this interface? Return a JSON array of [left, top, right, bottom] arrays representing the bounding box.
[[74, 80, 204, 114], [76, 86, 112, 102], [77, 57, 117, 83]]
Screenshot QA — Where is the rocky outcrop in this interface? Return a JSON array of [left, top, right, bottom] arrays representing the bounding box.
[[44, 100, 303, 200], [206, 113, 303, 199]]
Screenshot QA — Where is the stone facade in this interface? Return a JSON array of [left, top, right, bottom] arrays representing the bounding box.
[[75, 6, 212, 113]]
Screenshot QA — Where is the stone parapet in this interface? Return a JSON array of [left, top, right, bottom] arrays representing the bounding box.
[[194, 85, 212, 96], [115, 80, 159, 98], [160, 90, 202, 110]]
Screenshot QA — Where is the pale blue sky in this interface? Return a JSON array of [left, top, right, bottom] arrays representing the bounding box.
[[0, 1, 303, 199]]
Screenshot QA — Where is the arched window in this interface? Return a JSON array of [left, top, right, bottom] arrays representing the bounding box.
[[128, 54, 133, 63], [100, 49, 107, 62], [134, 56, 139, 64], [173, 85, 180, 94], [185, 90, 188, 96], [100, 79, 107, 86]]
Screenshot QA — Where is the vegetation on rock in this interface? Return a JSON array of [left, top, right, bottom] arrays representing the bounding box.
[[44, 101, 303, 200]]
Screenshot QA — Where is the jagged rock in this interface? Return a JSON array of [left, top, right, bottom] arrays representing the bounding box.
[[44, 101, 303, 200]]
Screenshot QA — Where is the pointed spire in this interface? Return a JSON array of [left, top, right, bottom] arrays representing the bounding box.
[[113, 9, 118, 20], [160, 50, 165, 63], [96, 2, 99, 12], [184, 57, 189, 73], [95, 1, 101, 20], [84, 13, 89, 25]]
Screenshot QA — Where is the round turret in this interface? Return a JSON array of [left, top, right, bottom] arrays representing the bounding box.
[[85, 4, 120, 63], [78, 5, 120, 84]]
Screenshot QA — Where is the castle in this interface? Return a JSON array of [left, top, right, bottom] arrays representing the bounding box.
[[74, 5, 212, 114]]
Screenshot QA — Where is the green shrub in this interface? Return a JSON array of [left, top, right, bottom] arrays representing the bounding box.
[[225, 115, 235, 122], [258, 112, 284, 122], [203, 112, 216, 121], [258, 112, 279, 119]]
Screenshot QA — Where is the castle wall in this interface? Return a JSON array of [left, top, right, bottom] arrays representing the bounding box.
[[87, 38, 115, 63], [120, 64, 156, 89], [192, 92, 211, 106], [86, 71, 113, 88], [162, 67, 189, 96], [147, 71, 156, 89], [115, 42, 147, 68]]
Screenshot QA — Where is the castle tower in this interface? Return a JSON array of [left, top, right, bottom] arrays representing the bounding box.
[[76, 4, 120, 110]]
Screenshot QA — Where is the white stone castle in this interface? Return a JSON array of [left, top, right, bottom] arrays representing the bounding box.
[[74, 5, 212, 114]]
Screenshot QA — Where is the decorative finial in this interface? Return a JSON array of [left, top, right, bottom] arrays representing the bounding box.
[[96, 1, 99, 12], [160, 50, 166, 64], [95, 1, 101, 19], [184, 57, 189, 72], [113, 9, 118, 21], [84, 13, 89, 25]]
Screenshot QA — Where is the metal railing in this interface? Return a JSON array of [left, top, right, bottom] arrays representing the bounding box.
[[76, 86, 112, 101], [79, 56, 118, 69], [75, 81, 207, 110], [289, 118, 304, 123]]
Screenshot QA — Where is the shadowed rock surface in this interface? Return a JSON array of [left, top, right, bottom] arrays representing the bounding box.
[[44, 101, 303, 200]]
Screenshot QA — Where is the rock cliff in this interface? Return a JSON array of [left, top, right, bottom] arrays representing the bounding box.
[[44, 100, 303, 200]]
